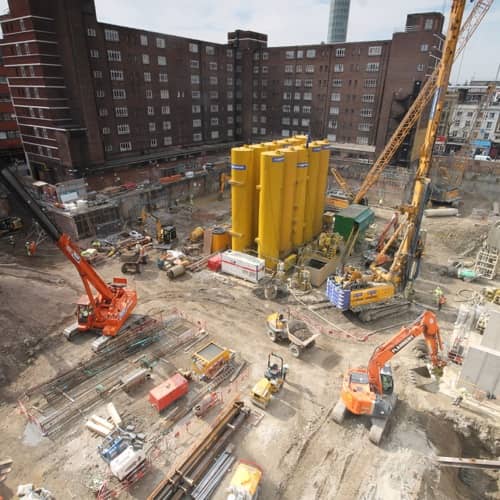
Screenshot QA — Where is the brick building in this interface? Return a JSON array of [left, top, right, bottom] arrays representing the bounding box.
[[0, 0, 443, 182], [0, 48, 22, 159]]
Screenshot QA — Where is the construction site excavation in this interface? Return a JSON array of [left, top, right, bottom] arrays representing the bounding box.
[[0, 0, 499, 499]]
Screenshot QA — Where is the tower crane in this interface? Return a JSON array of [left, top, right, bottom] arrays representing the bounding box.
[[327, 0, 493, 208], [332, 311, 446, 444], [0, 164, 138, 339]]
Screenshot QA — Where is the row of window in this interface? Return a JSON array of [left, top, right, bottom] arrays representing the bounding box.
[[102, 121, 172, 136], [98, 105, 170, 117], [327, 120, 373, 131], [284, 79, 314, 88], [190, 75, 219, 85], [283, 92, 313, 101], [331, 93, 375, 103], [89, 49, 167, 66], [282, 117, 310, 126], [284, 65, 315, 74], [335, 46, 382, 57], [282, 105, 311, 114], [284, 49, 318, 59], [328, 106, 373, 117]]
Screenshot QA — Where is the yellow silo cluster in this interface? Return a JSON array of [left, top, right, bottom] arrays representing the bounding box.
[[230, 136, 330, 268]]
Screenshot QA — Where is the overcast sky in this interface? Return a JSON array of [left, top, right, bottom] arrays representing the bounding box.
[[2, 0, 498, 82]]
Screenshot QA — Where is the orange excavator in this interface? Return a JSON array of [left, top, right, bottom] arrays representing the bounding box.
[[0, 165, 137, 339], [332, 311, 446, 445]]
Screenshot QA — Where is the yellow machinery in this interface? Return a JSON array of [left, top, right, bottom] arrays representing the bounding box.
[[257, 151, 285, 268], [314, 140, 331, 235], [291, 146, 309, 247], [230, 146, 254, 252], [140, 208, 176, 245], [191, 342, 232, 380], [327, 0, 493, 208], [279, 148, 298, 257], [227, 461, 263, 500], [327, 0, 467, 321], [304, 142, 322, 242], [250, 352, 287, 409]]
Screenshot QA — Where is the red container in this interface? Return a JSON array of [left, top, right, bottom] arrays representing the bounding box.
[[148, 373, 188, 412], [207, 254, 222, 271]]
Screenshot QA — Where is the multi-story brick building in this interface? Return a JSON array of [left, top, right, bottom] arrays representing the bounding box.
[[0, 0, 443, 182], [0, 48, 22, 159]]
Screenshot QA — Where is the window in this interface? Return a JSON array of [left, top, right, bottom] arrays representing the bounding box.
[[330, 106, 339, 115], [285, 50, 295, 59], [424, 18, 433, 30], [252, 127, 258, 134], [295, 79, 302, 87], [142, 54, 150, 64], [87, 27, 96, 37], [260, 104, 266, 111], [262, 66, 268, 74], [93, 70, 102, 79], [115, 107, 128, 117], [253, 52, 260, 61], [189, 43, 198, 53], [302, 105, 311, 114], [160, 89, 169, 99], [96, 90, 105, 98], [209, 62, 218, 71], [228, 129, 233, 137], [296, 64, 303, 73], [360, 108, 373, 117], [191, 75, 200, 84], [104, 144, 112, 152], [210, 104, 219, 112], [226, 49, 233, 57], [306, 49, 316, 58], [90, 49, 99, 58], [285, 65, 294, 73], [190, 60, 199, 69], [140, 34, 148, 46], [282, 104, 291, 113], [147, 106, 154, 115], [328, 119, 337, 129], [304, 79, 313, 88], [260, 116, 266, 124], [227, 77, 233, 86], [420, 44, 429, 52], [104, 29, 119, 42], [157, 55, 167, 66], [156, 37, 165, 48], [334, 64, 343, 72], [159, 72, 168, 82], [227, 91, 233, 99], [206, 46, 215, 55], [112, 89, 126, 99], [148, 122, 156, 132], [117, 124, 130, 135], [210, 117, 219, 126], [486, 121, 493, 129], [260, 128, 266, 135], [331, 93, 341, 101], [336, 48, 345, 57], [366, 62, 379, 72], [209, 76, 218, 85], [262, 52, 269, 60], [161, 105, 170, 115], [362, 94, 375, 103], [163, 136, 172, 145], [110, 69, 124, 80], [162, 121, 171, 130], [332, 79, 342, 87], [193, 133, 202, 141], [98, 108, 108, 117], [364, 79, 377, 88], [144, 72, 151, 82], [211, 131, 219, 139], [368, 46, 382, 56], [192, 105, 201, 114], [284, 79, 293, 87], [193, 119, 201, 127], [150, 138, 157, 147], [146, 89, 153, 99], [282, 117, 290, 125], [301, 118, 310, 127], [253, 66, 259, 74], [294, 91, 301, 100], [303, 92, 312, 101], [283, 92, 292, 100], [107, 50, 121, 62], [417, 64, 425, 72], [328, 134, 337, 141], [227, 116, 234, 124], [356, 136, 369, 145], [192, 90, 200, 99], [227, 63, 233, 72], [305, 65, 315, 73], [358, 123, 371, 131], [102, 127, 110, 135]]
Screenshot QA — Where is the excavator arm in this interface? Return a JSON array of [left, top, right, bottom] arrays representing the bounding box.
[[367, 311, 444, 394]]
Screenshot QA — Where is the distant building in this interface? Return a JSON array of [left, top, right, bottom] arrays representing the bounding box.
[[327, 0, 351, 43], [0, 0, 443, 182], [0, 48, 22, 160], [438, 82, 500, 158]]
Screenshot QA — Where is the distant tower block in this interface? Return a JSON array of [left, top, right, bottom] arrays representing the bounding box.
[[327, 0, 351, 43]]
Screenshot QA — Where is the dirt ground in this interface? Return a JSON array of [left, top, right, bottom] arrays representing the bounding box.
[[0, 192, 499, 500]]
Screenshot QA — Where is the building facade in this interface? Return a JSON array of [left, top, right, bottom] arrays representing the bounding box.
[[0, 48, 22, 159], [0, 0, 443, 182], [327, 0, 351, 44]]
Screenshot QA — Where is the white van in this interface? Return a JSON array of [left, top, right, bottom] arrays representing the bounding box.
[[474, 155, 493, 161]]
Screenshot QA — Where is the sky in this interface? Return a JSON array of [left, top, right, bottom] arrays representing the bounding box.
[[1, 0, 498, 82]]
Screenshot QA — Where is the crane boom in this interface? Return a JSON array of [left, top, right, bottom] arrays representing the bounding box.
[[353, 0, 493, 204]]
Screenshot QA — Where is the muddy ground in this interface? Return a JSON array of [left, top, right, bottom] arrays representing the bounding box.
[[0, 192, 499, 499]]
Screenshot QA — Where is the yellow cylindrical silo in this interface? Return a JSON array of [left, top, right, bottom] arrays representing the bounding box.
[[248, 143, 267, 246], [303, 142, 322, 242], [275, 139, 290, 149], [278, 148, 298, 257], [262, 141, 278, 152], [284, 137, 302, 147], [258, 151, 285, 269], [294, 135, 308, 146], [230, 146, 254, 251], [291, 146, 308, 247], [314, 139, 331, 236]]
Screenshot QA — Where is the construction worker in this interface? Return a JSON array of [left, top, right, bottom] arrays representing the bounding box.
[[25, 241, 31, 256], [434, 286, 444, 310], [7, 235, 15, 247]]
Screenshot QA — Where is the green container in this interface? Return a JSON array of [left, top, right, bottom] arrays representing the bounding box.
[[333, 204, 375, 241]]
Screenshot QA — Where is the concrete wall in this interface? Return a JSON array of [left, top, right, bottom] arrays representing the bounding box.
[[459, 346, 500, 397]]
